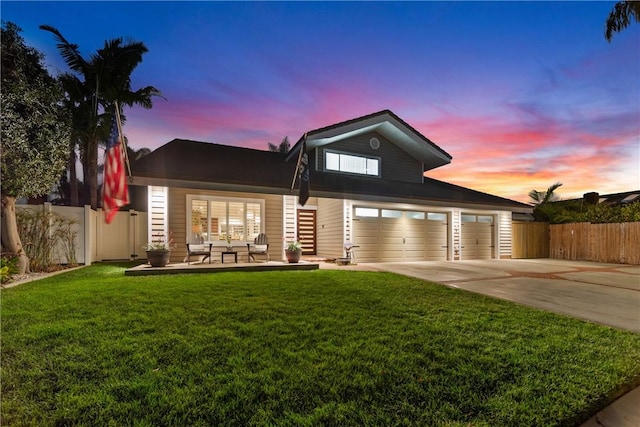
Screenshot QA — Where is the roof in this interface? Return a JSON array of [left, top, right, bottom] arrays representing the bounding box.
[[131, 138, 530, 211], [131, 139, 297, 190], [285, 110, 452, 171], [563, 190, 640, 206], [596, 191, 640, 205]]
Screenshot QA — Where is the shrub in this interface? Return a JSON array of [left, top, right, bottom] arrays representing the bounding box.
[[15, 208, 78, 272], [539, 200, 640, 224], [0, 255, 19, 283]]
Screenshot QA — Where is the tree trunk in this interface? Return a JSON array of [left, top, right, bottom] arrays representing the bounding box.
[[88, 137, 98, 209], [1, 195, 30, 274], [82, 138, 98, 209], [69, 143, 79, 207]]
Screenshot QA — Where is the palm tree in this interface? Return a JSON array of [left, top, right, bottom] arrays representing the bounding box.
[[529, 182, 563, 222], [605, 0, 640, 41], [268, 136, 291, 154], [528, 182, 563, 206], [59, 72, 92, 206], [127, 146, 151, 163], [40, 25, 162, 209]]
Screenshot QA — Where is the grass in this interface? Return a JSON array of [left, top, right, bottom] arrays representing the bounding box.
[[2, 263, 640, 426]]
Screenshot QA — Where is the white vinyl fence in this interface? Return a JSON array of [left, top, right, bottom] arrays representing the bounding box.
[[16, 203, 147, 265]]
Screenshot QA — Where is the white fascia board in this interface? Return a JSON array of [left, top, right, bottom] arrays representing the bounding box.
[[307, 113, 451, 170]]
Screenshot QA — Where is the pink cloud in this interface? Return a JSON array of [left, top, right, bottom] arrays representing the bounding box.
[[423, 108, 639, 202]]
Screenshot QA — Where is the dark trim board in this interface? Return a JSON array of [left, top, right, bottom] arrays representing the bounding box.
[[125, 262, 320, 276]]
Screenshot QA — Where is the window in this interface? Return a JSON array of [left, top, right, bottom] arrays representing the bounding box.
[[461, 214, 477, 223], [381, 209, 402, 218], [187, 195, 264, 243], [354, 207, 379, 217], [427, 212, 447, 222], [325, 150, 379, 176], [461, 214, 494, 223], [406, 211, 425, 220]]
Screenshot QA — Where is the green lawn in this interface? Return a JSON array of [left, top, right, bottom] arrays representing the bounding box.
[[2, 264, 639, 426]]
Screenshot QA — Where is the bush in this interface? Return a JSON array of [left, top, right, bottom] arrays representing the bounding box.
[[537, 200, 640, 224], [1, 255, 19, 283], [15, 208, 78, 272]]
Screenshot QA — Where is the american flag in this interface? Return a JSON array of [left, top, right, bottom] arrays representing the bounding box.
[[102, 115, 129, 224]]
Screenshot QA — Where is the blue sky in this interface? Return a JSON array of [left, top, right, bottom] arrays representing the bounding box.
[[3, 1, 639, 202]]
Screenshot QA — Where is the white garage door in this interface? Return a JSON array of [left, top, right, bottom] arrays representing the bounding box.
[[461, 214, 494, 259], [352, 208, 448, 262]]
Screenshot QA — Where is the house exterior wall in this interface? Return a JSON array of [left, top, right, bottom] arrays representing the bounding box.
[[166, 187, 284, 263], [147, 187, 515, 264], [312, 131, 424, 183], [456, 209, 512, 260], [341, 201, 514, 262], [316, 197, 346, 259]]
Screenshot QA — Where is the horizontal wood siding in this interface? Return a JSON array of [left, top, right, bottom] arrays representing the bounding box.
[[498, 211, 512, 259], [167, 187, 283, 263], [317, 131, 423, 183], [512, 221, 550, 258], [316, 198, 345, 259], [550, 222, 640, 265]]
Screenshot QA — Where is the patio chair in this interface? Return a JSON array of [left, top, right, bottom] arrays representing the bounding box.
[[186, 233, 212, 264], [247, 233, 269, 262]]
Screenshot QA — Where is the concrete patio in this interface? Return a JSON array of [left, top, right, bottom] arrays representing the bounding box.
[[125, 260, 320, 276]]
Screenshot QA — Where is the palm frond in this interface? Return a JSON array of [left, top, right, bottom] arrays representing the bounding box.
[[605, 0, 640, 41], [39, 25, 88, 73]]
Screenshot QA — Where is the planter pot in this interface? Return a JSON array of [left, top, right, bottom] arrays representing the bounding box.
[[146, 250, 171, 267], [285, 249, 302, 263]]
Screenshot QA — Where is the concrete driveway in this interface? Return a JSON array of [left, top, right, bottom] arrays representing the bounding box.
[[369, 258, 640, 332]]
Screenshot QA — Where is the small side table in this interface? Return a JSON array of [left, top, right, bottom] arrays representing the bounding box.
[[221, 251, 238, 263]]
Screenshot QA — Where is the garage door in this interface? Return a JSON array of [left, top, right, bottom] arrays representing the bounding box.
[[352, 208, 448, 262], [461, 214, 494, 259]]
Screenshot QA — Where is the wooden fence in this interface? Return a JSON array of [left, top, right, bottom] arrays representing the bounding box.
[[512, 221, 550, 258], [550, 222, 640, 265], [512, 221, 640, 265]]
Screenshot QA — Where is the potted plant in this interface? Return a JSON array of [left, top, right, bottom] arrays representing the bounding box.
[[285, 241, 302, 263], [144, 233, 175, 267]]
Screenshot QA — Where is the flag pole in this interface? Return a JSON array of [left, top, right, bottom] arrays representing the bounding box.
[[291, 133, 306, 191], [114, 101, 132, 180]]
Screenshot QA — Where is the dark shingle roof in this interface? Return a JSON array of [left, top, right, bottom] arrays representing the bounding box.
[[132, 139, 296, 188], [562, 190, 640, 206], [132, 139, 530, 210]]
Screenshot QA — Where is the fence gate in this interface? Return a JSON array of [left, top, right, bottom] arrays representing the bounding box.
[[512, 221, 550, 258], [97, 209, 148, 261]]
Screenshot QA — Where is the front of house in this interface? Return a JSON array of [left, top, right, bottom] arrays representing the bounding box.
[[131, 110, 532, 263]]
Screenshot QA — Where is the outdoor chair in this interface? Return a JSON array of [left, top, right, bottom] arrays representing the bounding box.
[[247, 233, 269, 262], [186, 233, 212, 264]]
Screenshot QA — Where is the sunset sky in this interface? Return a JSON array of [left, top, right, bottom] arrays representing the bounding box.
[[3, 1, 639, 203]]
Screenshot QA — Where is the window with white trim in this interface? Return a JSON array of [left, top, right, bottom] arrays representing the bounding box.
[[187, 195, 264, 243], [325, 150, 380, 176]]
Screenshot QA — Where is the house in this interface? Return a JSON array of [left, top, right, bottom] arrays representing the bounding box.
[[575, 191, 640, 207], [131, 110, 532, 263]]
